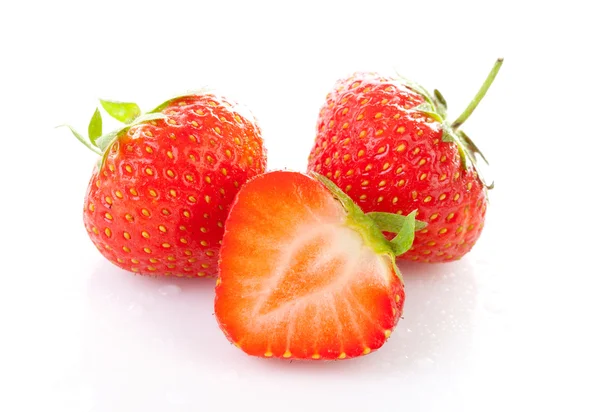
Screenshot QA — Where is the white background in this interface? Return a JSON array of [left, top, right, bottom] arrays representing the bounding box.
[[1, 0, 599, 411]]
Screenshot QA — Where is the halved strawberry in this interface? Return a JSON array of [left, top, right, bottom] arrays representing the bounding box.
[[214, 171, 424, 360]]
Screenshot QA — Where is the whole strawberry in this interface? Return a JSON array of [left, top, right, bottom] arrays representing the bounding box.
[[63, 92, 266, 277], [307, 59, 503, 262]]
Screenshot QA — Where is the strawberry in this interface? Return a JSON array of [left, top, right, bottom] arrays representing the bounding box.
[[307, 59, 503, 262], [62, 92, 266, 277], [214, 171, 425, 360]]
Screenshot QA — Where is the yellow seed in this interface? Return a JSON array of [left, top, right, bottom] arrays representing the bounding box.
[[123, 232, 131, 240], [377, 196, 384, 203], [141, 209, 150, 217], [454, 172, 460, 180], [396, 166, 403, 174], [95, 180, 101, 188], [375, 112, 382, 119], [359, 130, 367, 138], [264, 351, 273, 357], [396, 143, 406, 152], [168, 119, 176, 125], [206, 155, 214, 163], [225, 149, 232, 158], [439, 228, 448, 234], [345, 185, 352, 192], [234, 137, 241, 145], [214, 126, 221, 135], [88, 203, 95, 212], [143, 247, 151, 253], [384, 330, 392, 338], [167, 256, 176, 261], [467, 182, 473, 190], [342, 122, 349, 129], [342, 138, 350, 145], [379, 180, 386, 187], [439, 174, 447, 181], [397, 126, 405, 133], [189, 154, 196, 162], [363, 347, 371, 355], [423, 250, 432, 255], [338, 352, 347, 359], [125, 213, 133, 221], [427, 241, 436, 246], [357, 114, 364, 121], [215, 277, 221, 286], [382, 162, 390, 170], [183, 210, 191, 218], [417, 130, 423, 136], [447, 212, 455, 221], [162, 209, 171, 216], [360, 98, 368, 105], [283, 350, 292, 358], [200, 240, 208, 246], [145, 146, 153, 154], [328, 120, 334, 128], [188, 195, 197, 203], [361, 180, 369, 186], [398, 180, 406, 187], [191, 120, 199, 127], [162, 243, 171, 248], [418, 158, 427, 166], [413, 147, 420, 155], [454, 193, 460, 201], [204, 195, 211, 203], [439, 194, 447, 201], [180, 238, 188, 244], [145, 168, 153, 176], [219, 188, 225, 195], [105, 212, 113, 220], [221, 168, 228, 176], [359, 194, 367, 200], [125, 165, 132, 173], [420, 173, 427, 181], [392, 197, 398, 204], [377, 146, 385, 154], [123, 246, 131, 253], [343, 154, 350, 162], [105, 196, 113, 205], [440, 155, 447, 162], [430, 213, 439, 221], [365, 164, 373, 171], [104, 228, 112, 237], [129, 188, 138, 196], [195, 109, 204, 115], [205, 176, 212, 184], [201, 263, 209, 269], [149, 189, 157, 197], [197, 272, 206, 277], [395, 294, 401, 302], [142, 231, 150, 239], [147, 266, 157, 271], [167, 151, 174, 159], [131, 267, 139, 272], [115, 190, 123, 199], [312, 354, 321, 360], [381, 98, 389, 104]]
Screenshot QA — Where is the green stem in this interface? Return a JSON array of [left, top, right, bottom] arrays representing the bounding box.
[[451, 58, 504, 129]]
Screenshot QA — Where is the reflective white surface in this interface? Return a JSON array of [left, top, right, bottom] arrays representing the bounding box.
[[1, 1, 598, 411]]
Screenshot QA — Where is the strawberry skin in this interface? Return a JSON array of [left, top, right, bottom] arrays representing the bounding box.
[[82, 93, 266, 277], [215, 171, 420, 360], [307, 62, 502, 262]]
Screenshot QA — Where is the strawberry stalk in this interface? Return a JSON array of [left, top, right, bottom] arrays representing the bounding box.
[[452, 58, 504, 129]]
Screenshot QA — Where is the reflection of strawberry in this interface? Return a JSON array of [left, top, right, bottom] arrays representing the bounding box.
[[62, 93, 266, 277], [215, 171, 424, 360], [308, 59, 503, 262]]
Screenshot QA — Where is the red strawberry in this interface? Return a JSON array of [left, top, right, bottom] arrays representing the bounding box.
[[62, 92, 266, 277], [307, 59, 503, 262], [215, 171, 424, 360]]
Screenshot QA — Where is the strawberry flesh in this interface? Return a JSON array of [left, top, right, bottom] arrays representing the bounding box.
[[215, 171, 405, 360]]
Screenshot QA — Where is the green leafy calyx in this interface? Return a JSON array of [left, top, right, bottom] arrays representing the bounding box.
[[396, 58, 503, 189], [313, 173, 426, 280]]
